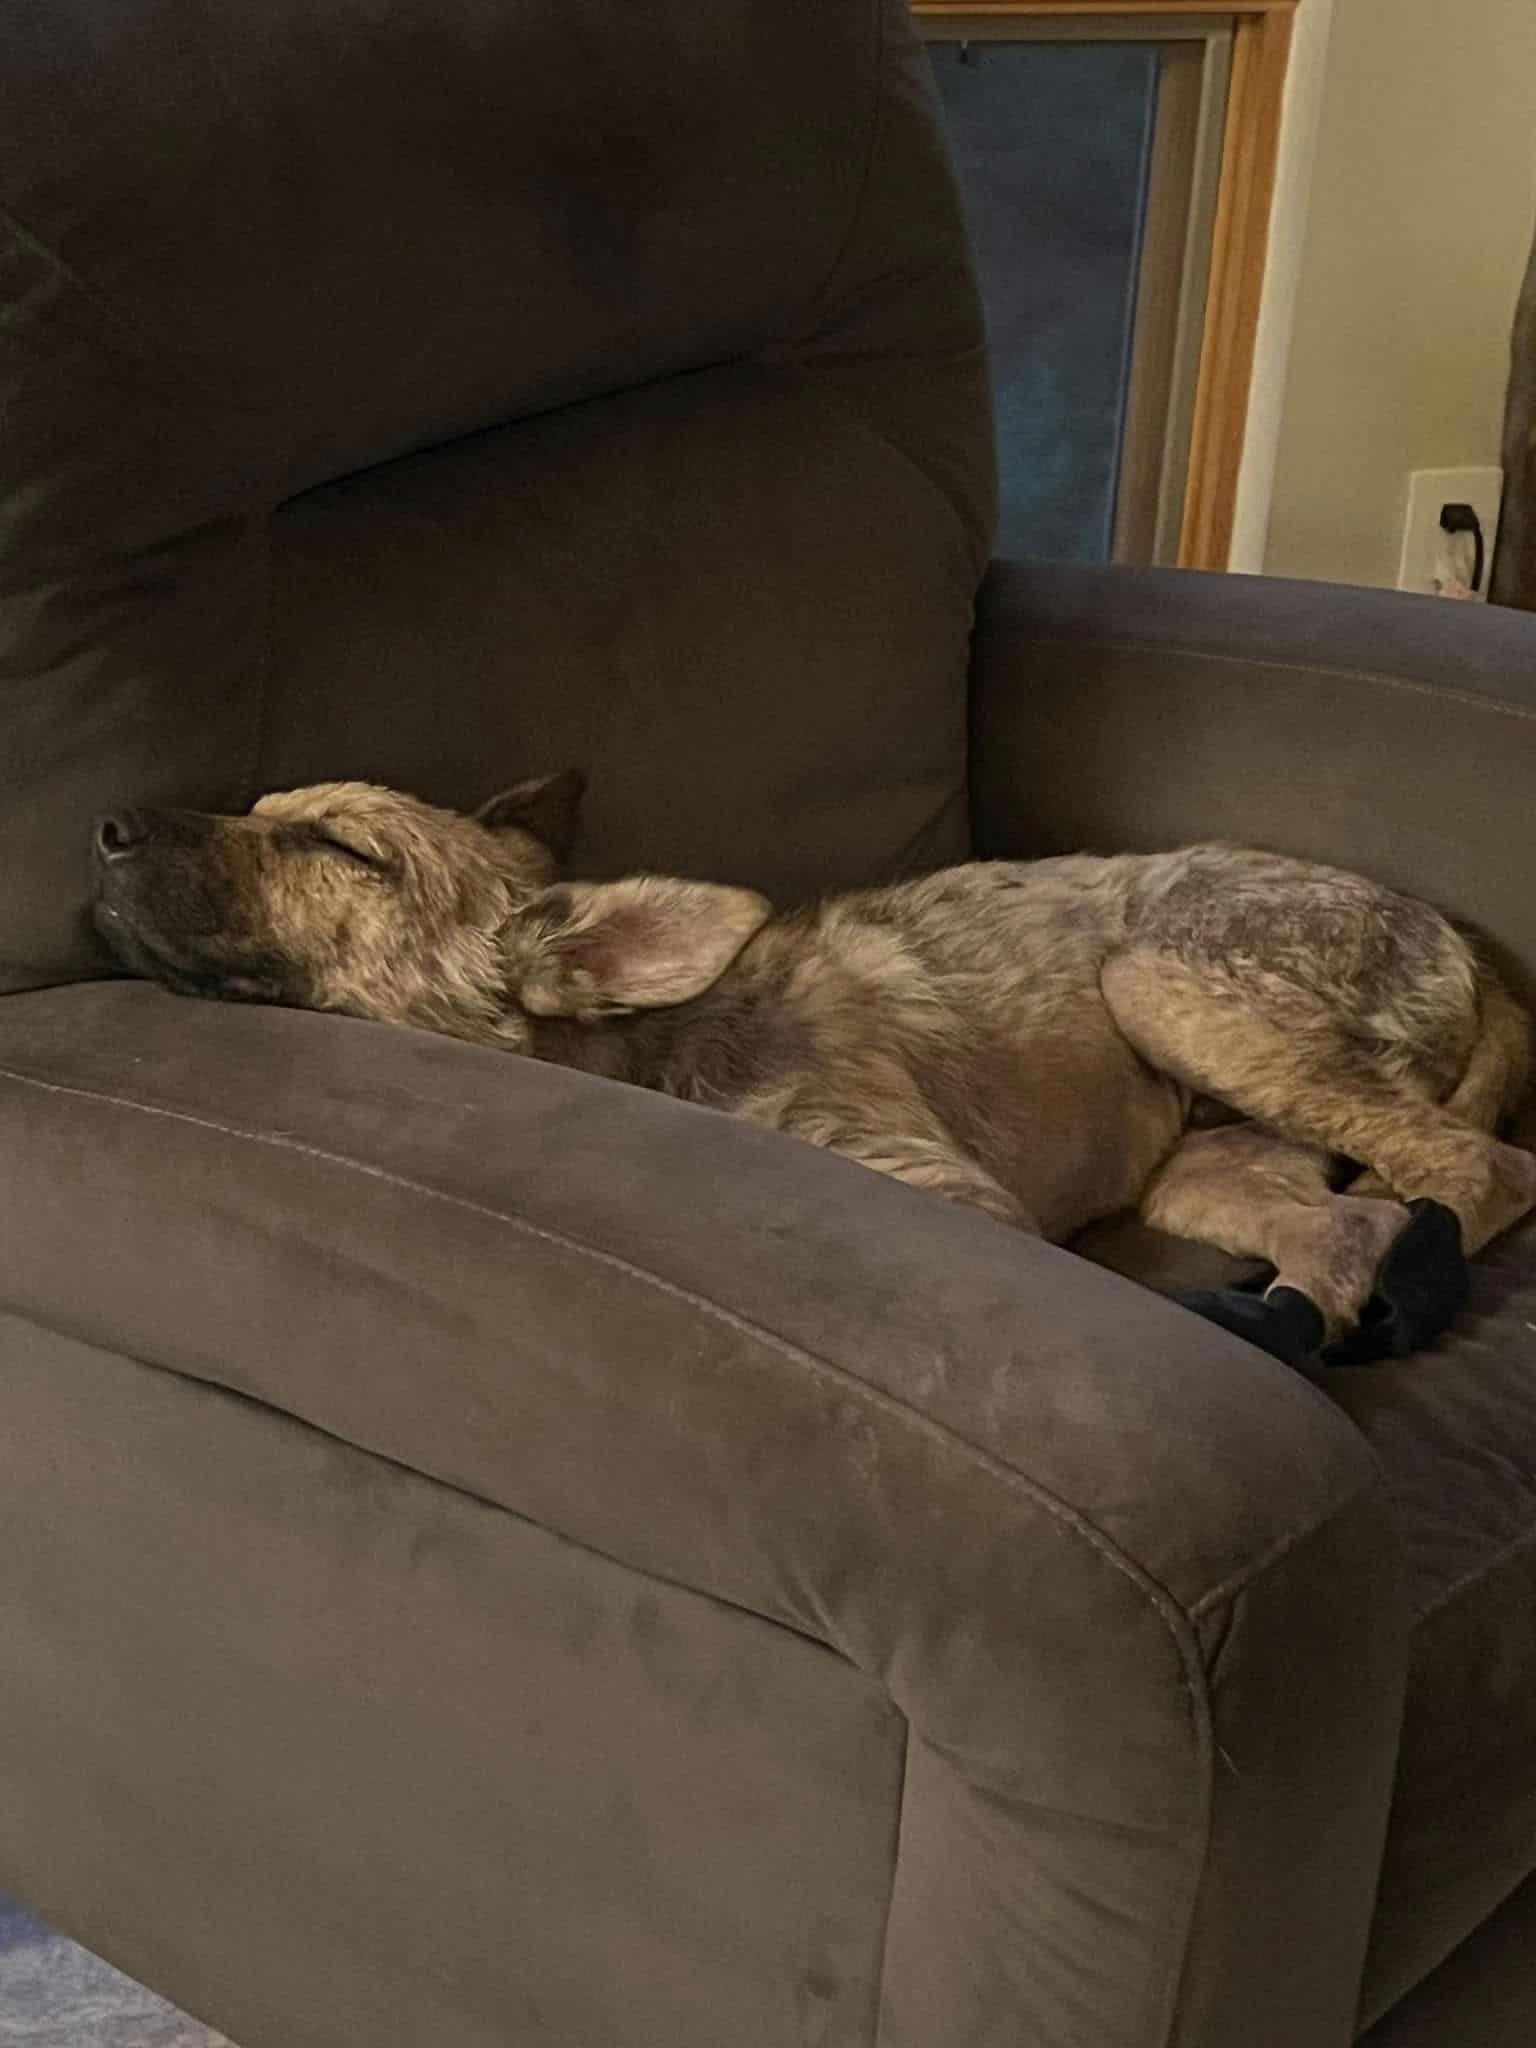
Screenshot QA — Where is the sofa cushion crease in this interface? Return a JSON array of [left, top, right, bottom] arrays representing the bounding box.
[[0, 1308, 911, 2048], [0, 1289, 895, 1684]]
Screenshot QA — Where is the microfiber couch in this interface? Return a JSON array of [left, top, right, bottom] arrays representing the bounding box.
[[3, 5, 1536, 2045]]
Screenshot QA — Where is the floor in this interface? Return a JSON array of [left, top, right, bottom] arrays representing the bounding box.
[[0, 1898, 232, 2047]]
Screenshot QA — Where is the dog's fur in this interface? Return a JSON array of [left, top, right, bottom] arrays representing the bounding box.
[[93, 774, 1536, 1354]]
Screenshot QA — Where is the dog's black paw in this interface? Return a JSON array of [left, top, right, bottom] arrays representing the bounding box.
[[1321, 1198, 1468, 1367], [1169, 1284, 1326, 1368]]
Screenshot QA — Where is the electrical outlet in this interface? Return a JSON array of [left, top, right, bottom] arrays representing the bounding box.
[[1397, 466, 1503, 599]]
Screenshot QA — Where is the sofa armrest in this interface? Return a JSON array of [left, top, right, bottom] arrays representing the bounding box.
[[969, 559, 1536, 996], [0, 981, 1407, 2046]]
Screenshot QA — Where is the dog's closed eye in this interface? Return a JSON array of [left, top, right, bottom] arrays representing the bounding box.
[[310, 826, 389, 871]]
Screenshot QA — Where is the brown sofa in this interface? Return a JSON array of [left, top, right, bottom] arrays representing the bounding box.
[[3, 3, 1534, 2043]]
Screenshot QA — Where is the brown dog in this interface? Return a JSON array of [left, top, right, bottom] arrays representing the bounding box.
[[92, 774, 1536, 1366]]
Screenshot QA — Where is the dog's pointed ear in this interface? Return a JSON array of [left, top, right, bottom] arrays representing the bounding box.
[[475, 769, 586, 862], [510, 877, 772, 1017]]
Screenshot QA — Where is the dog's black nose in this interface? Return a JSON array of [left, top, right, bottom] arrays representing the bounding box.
[[94, 811, 150, 862]]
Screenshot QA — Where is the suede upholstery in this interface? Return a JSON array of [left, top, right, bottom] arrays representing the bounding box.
[[970, 562, 1536, 1005], [3, 4, 1536, 2046], [1360, 1871, 1536, 2048], [0, 982, 1404, 2048], [973, 563, 1536, 2027], [1, 0, 992, 988]]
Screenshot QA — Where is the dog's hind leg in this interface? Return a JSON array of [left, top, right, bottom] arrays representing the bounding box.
[[1141, 1124, 1466, 1365], [774, 1117, 1040, 1233], [1349, 964, 1531, 1197], [742, 1072, 1042, 1232], [1103, 948, 1536, 1258], [1440, 966, 1533, 1129], [842, 1134, 1039, 1229]]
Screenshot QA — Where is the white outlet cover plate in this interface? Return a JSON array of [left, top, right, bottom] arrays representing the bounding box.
[[1397, 466, 1503, 599]]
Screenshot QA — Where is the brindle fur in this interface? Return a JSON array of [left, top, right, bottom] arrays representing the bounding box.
[[93, 778, 1536, 1349]]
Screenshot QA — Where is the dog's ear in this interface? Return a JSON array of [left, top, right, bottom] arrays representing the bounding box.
[[510, 877, 772, 1017], [475, 769, 586, 862]]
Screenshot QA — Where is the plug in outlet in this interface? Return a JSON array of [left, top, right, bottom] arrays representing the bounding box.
[[1397, 466, 1503, 599]]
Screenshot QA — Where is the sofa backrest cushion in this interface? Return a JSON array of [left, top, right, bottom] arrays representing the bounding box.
[[0, 0, 994, 989]]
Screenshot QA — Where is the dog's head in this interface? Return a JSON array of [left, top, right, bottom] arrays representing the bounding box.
[[93, 771, 771, 1045], [92, 771, 587, 1038]]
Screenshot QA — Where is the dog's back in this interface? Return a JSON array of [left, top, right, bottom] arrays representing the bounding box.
[[694, 845, 1517, 1238], [692, 855, 1179, 1236]]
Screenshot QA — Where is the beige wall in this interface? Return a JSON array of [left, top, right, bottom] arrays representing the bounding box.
[[1258, 0, 1536, 588]]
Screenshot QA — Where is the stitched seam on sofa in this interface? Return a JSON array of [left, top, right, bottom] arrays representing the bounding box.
[[1164, 1505, 1403, 2048], [0, 1057, 1223, 2048], [864, 1726, 1215, 2041], [1415, 1522, 1536, 1626], [981, 630, 1536, 729], [1186, 1473, 1386, 1622]]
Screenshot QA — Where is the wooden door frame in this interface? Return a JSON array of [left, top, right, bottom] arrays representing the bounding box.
[[916, 1, 1298, 568]]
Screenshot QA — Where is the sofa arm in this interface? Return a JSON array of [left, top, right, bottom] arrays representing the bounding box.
[[0, 981, 1407, 2046], [970, 560, 1536, 997]]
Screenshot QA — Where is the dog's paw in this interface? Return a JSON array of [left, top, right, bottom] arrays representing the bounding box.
[[1169, 1284, 1326, 1368], [1321, 1198, 1468, 1366]]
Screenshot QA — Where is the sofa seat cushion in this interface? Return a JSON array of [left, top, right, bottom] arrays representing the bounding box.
[[1075, 1118, 1536, 2025], [1335, 1187, 1536, 2025]]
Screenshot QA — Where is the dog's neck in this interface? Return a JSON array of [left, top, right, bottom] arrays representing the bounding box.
[[493, 950, 801, 1110]]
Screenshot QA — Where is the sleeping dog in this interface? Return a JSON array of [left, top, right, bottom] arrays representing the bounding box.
[[92, 772, 1536, 1367]]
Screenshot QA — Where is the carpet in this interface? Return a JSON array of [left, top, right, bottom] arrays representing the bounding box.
[[0, 1898, 234, 2046]]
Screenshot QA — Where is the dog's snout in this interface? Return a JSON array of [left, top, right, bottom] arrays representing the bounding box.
[[94, 810, 151, 862]]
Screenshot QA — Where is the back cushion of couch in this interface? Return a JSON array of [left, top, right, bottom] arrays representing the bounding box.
[[0, 0, 994, 990]]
